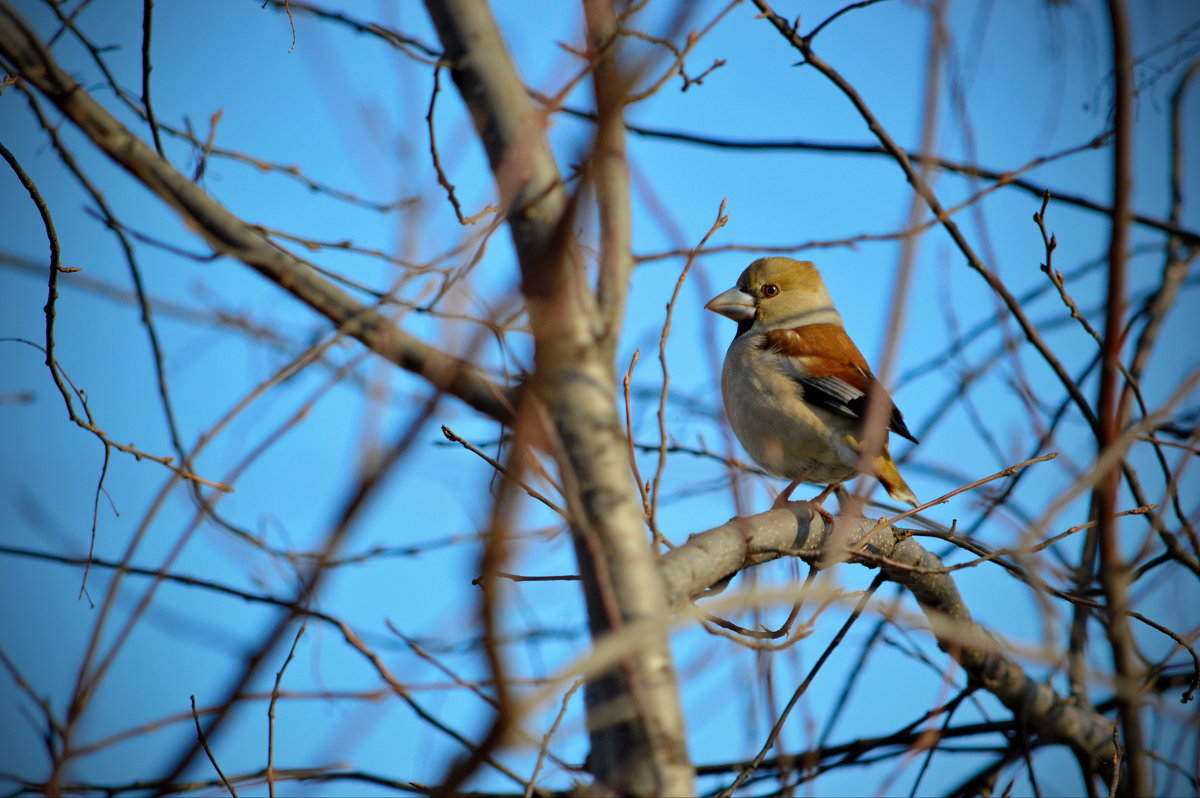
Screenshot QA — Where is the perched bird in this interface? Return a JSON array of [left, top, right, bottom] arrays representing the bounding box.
[[705, 257, 919, 509]]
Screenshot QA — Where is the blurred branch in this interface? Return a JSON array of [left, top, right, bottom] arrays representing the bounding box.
[[5, 2, 1196, 794], [10, 768, 501, 797], [152, 380, 482, 789], [422, 0, 693, 793], [1119, 60, 1200, 549], [0, 2, 517, 427], [1095, 2, 1148, 795], [588, 0, 635, 358], [750, 0, 1101, 443]]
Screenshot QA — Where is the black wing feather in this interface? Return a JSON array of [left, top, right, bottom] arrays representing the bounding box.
[[795, 375, 919, 444]]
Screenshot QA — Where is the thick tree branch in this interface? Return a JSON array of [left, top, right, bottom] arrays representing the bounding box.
[[660, 504, 1119, 777], [423, 1, 692, 794], [587, 0, 635, 361], [0, 3, 515, 427]]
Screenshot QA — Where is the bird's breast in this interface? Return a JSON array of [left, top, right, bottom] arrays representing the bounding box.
[[721, 335, 859, 483]]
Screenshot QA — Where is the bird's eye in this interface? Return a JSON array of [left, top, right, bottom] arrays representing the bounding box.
[[761, 283, 780, 298]]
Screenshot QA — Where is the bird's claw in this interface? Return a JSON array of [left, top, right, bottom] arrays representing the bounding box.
[[814, 504, 836, 527], [771, 494, 836, 527]]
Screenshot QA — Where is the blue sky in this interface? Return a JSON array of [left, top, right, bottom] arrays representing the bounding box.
[[2, 1, 1198, 795]]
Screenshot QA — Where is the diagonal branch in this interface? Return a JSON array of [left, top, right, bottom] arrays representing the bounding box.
[[0, 2, 515, 427], [659, 504, 1120, 778], [749, 0, 1101, 441]]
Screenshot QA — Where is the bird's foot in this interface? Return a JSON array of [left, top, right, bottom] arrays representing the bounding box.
[[773, 480, 837, 527], [809, 503, 836, 527], [808, 483, 839, 526], [810, 483, 838, 505], [772, 469, 813, 508]]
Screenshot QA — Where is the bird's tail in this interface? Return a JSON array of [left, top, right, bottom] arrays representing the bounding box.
[[873, 450, 918, 507], [843, 433, 919, 507]]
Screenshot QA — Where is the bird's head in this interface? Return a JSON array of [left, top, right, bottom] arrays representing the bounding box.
[[705, 257, 842, 330]]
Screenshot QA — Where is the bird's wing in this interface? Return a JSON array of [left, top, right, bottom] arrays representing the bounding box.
[[760, 324, 919, 443]]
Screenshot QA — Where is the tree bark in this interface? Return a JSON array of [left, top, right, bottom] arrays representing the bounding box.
[[424, 2, 693, 793], [660, 503, 1120, 779]]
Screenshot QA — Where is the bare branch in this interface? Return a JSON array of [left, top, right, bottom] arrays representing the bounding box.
[[0, 3, 517, 426], [660, 504, 1120, 775], [422, 1, 692, 792], [1096, 2, 1149, 793]]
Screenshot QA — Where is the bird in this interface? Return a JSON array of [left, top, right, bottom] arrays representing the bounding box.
[[705, 257, 919, 511]]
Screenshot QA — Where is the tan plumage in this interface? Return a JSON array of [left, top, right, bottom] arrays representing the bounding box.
[[705, 257, 919, 507]]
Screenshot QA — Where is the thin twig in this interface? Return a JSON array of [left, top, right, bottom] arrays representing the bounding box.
[[649, 198, 728, 537], [140, 0, 164, 156], [426, 64, 468, 224], [526, 680, 584, 797], [868, 452, 1058, 533], [622, 349, 654, 522], [720, 575, 884, 795], [267, 624, 305, 798], [190, 696, 239, 797], [441, 425, 566, 517]]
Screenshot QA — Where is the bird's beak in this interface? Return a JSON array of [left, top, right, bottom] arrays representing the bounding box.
[[705, 287, 755, 321]]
